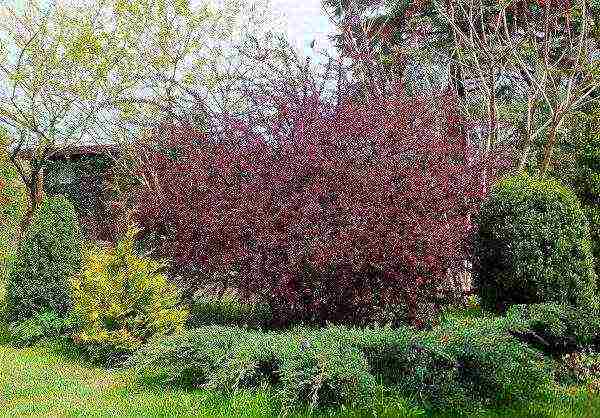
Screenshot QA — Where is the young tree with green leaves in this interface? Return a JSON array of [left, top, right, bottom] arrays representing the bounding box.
[[0, 0, 276, 236], [0, 0, 118, 235]]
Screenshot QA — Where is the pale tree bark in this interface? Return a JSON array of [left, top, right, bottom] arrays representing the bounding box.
[[498, 0, 600, 177]]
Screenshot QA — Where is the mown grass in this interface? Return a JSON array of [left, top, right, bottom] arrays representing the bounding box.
[[1, 340, 600, 417], [0, 342, 281, 417], [0, 341, 424, 417]]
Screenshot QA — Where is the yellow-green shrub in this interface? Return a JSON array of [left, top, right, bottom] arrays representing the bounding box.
[[71, 227, 188, 365]]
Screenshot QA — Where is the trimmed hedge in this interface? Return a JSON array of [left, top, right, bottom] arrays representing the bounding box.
[[475, 173, 598, 312], [5, 196, 82, 323]]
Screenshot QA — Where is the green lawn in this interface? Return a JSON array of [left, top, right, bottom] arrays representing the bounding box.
[[1, 341, 600, 418], [0, 343, 285, 417], [0, 342, 423, 418]]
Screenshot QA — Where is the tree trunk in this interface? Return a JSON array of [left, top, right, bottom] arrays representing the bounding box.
[[517, 97, 536, 171], [538, 114, 560, 177], [17, 167, 44, 241]]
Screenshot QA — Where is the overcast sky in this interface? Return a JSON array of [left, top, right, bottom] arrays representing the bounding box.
[[4, 0, 335, 58], [0, 0, 338, 146], [270, 0, 334, 56]]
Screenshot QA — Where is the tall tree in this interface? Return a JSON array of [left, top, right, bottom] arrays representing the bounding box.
[[436, 0, 600, 177], [322, 0, 438, 94], [0, 0, 118, 235], [0, 0, 273, 235]]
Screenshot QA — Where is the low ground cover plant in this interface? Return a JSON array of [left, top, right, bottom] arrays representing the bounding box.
[[128, 310, 570, 415], [426, 316, 554, 409], [3, 340, 600, 418]]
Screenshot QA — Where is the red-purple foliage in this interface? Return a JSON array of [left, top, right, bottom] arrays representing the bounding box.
[[133, 84, 507, 327]]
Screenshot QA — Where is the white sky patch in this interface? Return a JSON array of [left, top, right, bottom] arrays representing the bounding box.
[[269, 0, 334, 57], [4, 0, 335, 58]]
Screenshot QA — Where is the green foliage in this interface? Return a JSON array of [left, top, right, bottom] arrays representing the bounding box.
[[70, 227, 188, 365], [506, 303, 600, 353], [0, 143, 26, 301], [44, 155, 114, 239], [426, 317, 553, 412], [554, 351, 600, 386], [0, 283, 7, 344], [128, 326, 253, 388], [546, 106, 600, 277], [5, 196, 82, 323], [207, 331, 282, 393], [437, 295, 490, 327], [323, 321, 552, 414], [0, 264, 6, 340], [316, 325, 473, 413], [475, 173, 598, 311], [0, 141, 26, 345], [0, 341, 437, 418], [573, 133, 600, 277], [0, 158, 26, 240], [187, 291, 272, 329], [7, 310, 76, 348], [129, 325, 377, 413], [276, 333, 376, 412], [5, 340, 600, 418], [129, 319, 557, 415]]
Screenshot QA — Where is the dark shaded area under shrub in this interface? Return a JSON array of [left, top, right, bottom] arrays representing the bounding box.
[[505, 303, 600, 357]]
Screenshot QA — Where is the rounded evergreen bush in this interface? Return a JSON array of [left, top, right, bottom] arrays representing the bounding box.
[[474, 173, 598, 312], [5, 195, 82, 323]]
